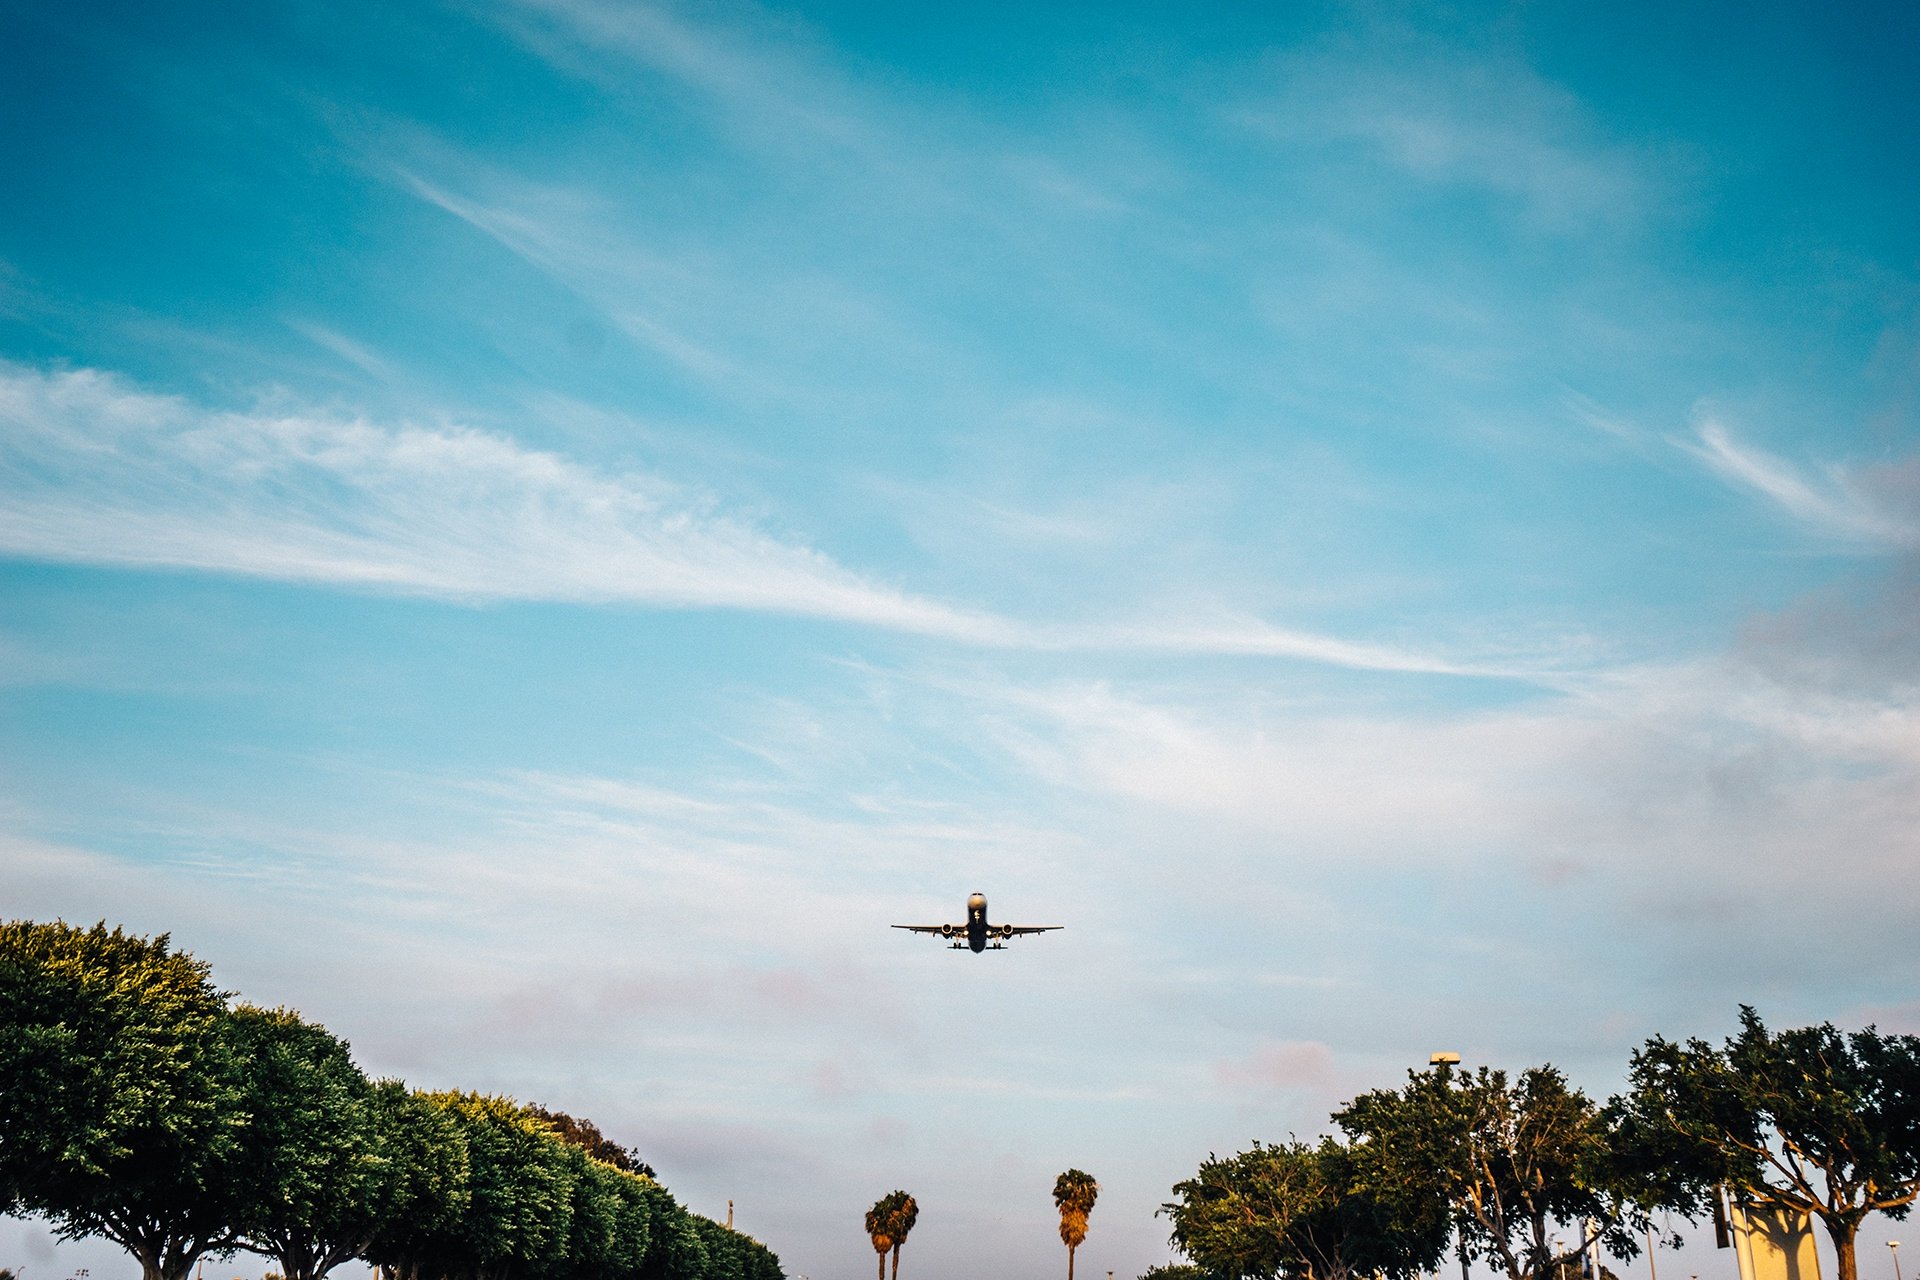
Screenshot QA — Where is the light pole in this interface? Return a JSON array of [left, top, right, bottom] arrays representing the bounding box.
[[1889, 1240, 1902, 1280], [1429, 1053, 1466, 1280]]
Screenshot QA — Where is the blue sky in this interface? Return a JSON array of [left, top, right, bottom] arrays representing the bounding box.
[[4, 2, 1920, 1278]]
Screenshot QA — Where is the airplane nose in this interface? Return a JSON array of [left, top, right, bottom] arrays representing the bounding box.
[[967, 892, 986, 909]]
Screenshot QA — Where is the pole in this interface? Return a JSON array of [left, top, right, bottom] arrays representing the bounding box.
[[1889, 1242, 1902, 1280], [1646, 1225, 1658, 1280]]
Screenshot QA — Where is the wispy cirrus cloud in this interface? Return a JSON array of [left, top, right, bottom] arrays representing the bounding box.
[[1684, 417, 1919, 549], [0, 361, 1529, 676], [493, 0, 878, 152], [1232, 46, 1652, 235], [0, 360, 1012, 638]]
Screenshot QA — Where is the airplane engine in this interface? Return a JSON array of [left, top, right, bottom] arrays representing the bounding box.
[[940, 923, 956, 938], [997, 925, 1015, 940]]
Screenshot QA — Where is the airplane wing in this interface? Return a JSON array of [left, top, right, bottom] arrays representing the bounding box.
[[1001, 925, 1063, 936], [892, 924, 959, 935]]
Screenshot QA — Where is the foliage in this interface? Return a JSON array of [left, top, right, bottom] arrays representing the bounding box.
[[1163, 1138, 1448, 1280], [876, 1191, 918, 1280], [1054, 1169, 1100, 1280], [864, 1194, 896, 1280], [1140, 1265, 1218, 1280], [422, 1092, 578, 1280], [226, 1005, 392, 1280], [540, 1141, 642, 1280], [1334, 1064, 1651, 1280], [638, 1183, 712, 1280], [362, 1082, 474, 1280], [525, 1104, 655, 1180], [1608, 1006, 1920, 1280], [0, 920, 250, 1280], [687, 1215, 781, 1280]]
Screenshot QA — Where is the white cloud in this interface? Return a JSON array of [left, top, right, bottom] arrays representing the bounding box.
[[1233, 49, 1649, 234], [0, 361, 1522, 675], [494, 0, 878, 153], [0, 362, 1010, 637], [961, 650, 1920, 907], [1684, 418, 1918, 548]]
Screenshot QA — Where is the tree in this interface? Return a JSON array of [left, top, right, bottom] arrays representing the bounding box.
[[226, 1005, 394, 1280], [864, 1196, 895, 1280], [635, 1183, 709, 1280], [363, 1083, 473, 1280], [536, 1143, 640, 1280], [1335, 1064, 1652, 1280], [0, 921, 251, 1280], [884, 1192, 918, 1280], [524, 1104, 655, 1180], [1163, 1139, 1448, 1280], [409, 1092, 577, 1280], [1054, 1170, 1100, 1280], [589, 1167, 655, 1280], [1609, 1007, 1920, 1280]]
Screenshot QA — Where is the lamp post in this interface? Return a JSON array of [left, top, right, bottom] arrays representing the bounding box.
[[1428, 1053, 1466, 1280], [1889, 1241, 1902, 1280]]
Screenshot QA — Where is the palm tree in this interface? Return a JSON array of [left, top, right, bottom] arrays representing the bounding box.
[[865, 1195, 896, 1280], [887, 1192, 919, 1280], [1053, 1169, 1100, 1280]]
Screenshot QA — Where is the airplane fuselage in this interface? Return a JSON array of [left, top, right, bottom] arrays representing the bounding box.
[[947, 892, 1003, 951], [965, 892, 988, 952]]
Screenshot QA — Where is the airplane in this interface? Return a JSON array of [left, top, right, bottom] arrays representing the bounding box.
[[892, 892, 1062, 953]]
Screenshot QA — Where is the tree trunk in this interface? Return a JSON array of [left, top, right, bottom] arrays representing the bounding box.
[[877, 1250, 887, 1280], [1069, 1242, 1077, 1280], [892, 1244, 902, 1280], [130, 1238, 201, 1280], [1824, 1217, 1858, 1280]]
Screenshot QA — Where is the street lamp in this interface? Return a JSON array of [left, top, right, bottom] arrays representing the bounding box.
[[1428, 1053, 1466, 1280], [1889, 1241, 1902, 1280]]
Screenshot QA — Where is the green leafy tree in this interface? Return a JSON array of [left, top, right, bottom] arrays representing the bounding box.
[[226, 1005, 395, 1280], [595, 1167, 656, 1280], [411, 1092, 577, 1280], [1608, 1007, 1920, 1280], [535, 1143, 636, 1280], [363, 1083, 473, 1280], [693, 1215, 786, 1280], [1141, 1265, 1217, 1280], [0, 921, 250, 1280], [1163, 1138, 1449, 1280], [1054, 1170, 1100, 1280], [1335, 1064, 1652, 1280], [637, 1183, 710, 1280]]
